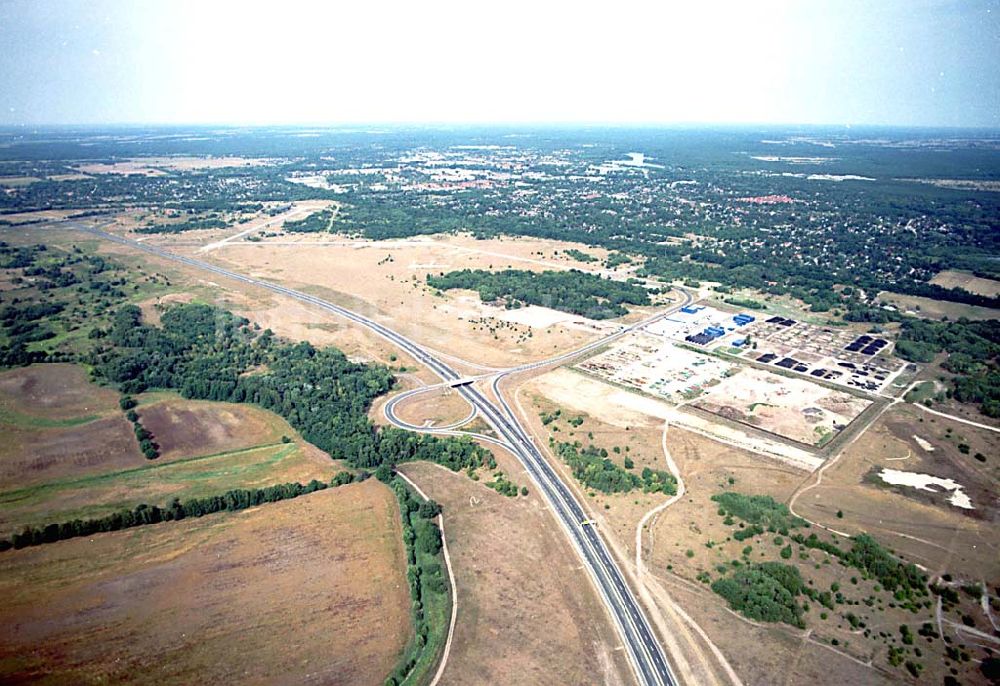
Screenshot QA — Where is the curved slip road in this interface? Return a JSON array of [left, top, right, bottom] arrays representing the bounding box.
[[59, 221, 681, 686]]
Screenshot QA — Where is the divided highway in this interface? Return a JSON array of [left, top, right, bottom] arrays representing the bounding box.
[[63, 222, 681, 686]]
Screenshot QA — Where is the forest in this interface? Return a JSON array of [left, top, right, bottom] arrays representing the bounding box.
[[90, 302, 493, 474], [427, 268, 652, 319], [894, 318, 1000, 417]]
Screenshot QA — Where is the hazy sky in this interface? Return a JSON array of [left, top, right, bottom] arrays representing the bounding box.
[[1, 0, 998, 127]]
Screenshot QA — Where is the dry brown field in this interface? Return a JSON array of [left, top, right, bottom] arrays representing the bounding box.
[[136, 395, 290, 460], [793, 404, 998, 579], [0, 176, 41, 187], [0, 365, 336, 536], [397, 458, 632, 686], [930, 270, 1000, 297], [878, 290, 1000, 321], [187, 232, 638, 367], [0, 480, 411, 686], [0, 363, 118, 422], [391, 386, 474, 428], [0, 365, 140, 488]]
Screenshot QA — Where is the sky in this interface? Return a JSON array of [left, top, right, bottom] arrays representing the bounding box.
[[0, 0, 998, 128]]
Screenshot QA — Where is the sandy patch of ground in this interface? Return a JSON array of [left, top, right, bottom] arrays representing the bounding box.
[[397, 460, 631, 685], [929, 269, 1000, 297], [75, 161, 169, 176], [876, 468, 973, 509], [495, 304, 581, 328], [199, 200, 335, 250], [530, 367, 823, 470], [0, 481, 410, 686], [47, 173, 92, 182], [74, 157, 276, 176], [691, 367, 871, 447]]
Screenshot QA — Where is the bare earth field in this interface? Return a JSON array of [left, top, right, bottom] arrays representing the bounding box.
[[930, 269, 1000, 297], [0, 363, 119, 422], [690, 367, 871, 447], [397, 458, 632, 686], [0, 365, 141, 488], [136, 394, 290, 460], [0, 480, 411, 686]]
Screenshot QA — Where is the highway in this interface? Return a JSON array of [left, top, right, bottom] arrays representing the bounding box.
[[61, 221, 682, 686]]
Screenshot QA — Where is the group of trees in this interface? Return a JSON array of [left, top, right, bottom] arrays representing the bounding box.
[[711, 492, 807, 535], [282, 208, 335, 233], [0, 242, 137, 367], [427, 268, 652, 320], [711, 562, 807, 628], [120, 396, 159, 459], [1, 475, 363, 551], [554, 441, 676, 495]]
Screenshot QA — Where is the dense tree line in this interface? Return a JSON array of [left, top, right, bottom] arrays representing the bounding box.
[[90, 302, 492, 474], [384, 475, 449, 686], [427, 268, 652, 320], [120, 396, 159, 459], [134, 217, 228, 234], [1, 475, 364, 551]]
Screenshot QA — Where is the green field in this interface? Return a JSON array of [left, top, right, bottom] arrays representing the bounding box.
[[0, 442, 334, 535]]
